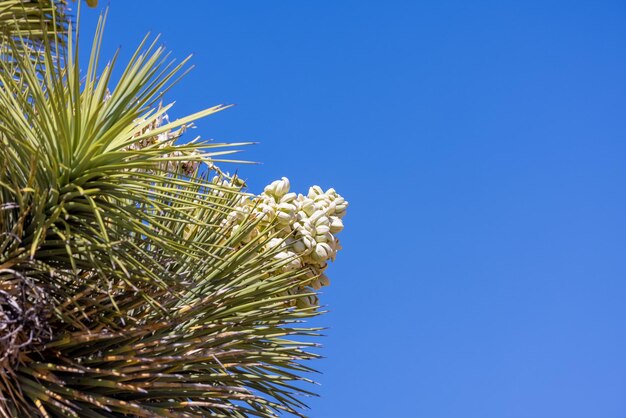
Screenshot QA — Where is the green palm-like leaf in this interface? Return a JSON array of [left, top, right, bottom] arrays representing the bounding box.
[[0, 12, 327, 418]]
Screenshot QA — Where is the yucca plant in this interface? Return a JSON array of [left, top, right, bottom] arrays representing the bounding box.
[[0, 2, 347, 417]]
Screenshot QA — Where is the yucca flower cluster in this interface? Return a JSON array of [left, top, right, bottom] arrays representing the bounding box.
[[220, 177, 348, 307]]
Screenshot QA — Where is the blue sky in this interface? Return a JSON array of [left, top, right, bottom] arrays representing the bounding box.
[[81, 2, 626, 417]]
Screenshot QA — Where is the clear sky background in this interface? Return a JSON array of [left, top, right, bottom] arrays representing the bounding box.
[[80, 2, 626, 417]]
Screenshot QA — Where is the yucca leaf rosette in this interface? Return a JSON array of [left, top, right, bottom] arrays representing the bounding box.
[[0, 10, 347, 418]]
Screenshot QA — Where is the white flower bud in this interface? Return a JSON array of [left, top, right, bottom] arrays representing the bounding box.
[[288, 255, 302, 270], [277, 177, 290, 196], [276, 202, 296, 224], [257, 203, 275, 221], [312, 243, 333, 262], [265, 177, 290, 198], [276, 210, 293, 224], [329, 217, 344, 233], [273, 250, 289, 261], [296, 234, 315, 251], [315, 215, 330, 227], [308, 185, 323, 198], [326, 201, 337, 215], [277, 202, 296, 213], [292, 239, 307, 254], [315, 232, 333, 244], [280, 192, 297, 203], [267, 238, 283, 250], [274, 250, 301, 271], [299, 198, 317, 216], [264, 180, 277, 195], [314, 194, 331, 205], [334, 203, 348, 217], [296, 210, 308, 221], [315, 225, 330, 235], [309, 210, 325, 224]]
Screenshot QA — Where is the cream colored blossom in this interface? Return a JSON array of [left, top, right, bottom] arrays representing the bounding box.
[[218, 176, 348, 307]]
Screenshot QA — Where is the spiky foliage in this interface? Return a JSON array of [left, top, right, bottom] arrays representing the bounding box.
[[0, 9, 346, 418], [0, 0, 68, 41]]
